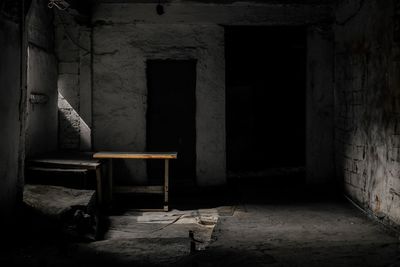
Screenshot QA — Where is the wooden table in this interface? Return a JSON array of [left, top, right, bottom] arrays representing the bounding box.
[[93, 152, 178, 211]]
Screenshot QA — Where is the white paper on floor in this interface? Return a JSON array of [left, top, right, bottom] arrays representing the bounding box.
[[104, 209, 219, 250]]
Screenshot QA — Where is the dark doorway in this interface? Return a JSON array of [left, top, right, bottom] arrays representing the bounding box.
[[225, 26, 306, 177], [146, 59, 197, 188]]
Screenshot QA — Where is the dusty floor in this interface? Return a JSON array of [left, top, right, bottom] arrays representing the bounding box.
[[1, 179, 399, 266]]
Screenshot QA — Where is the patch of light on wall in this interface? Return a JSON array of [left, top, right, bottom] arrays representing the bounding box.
[[58, 92, 91, 149]]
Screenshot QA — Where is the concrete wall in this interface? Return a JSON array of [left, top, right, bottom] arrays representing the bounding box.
[[306, 25, 335, 184], [91, 2, 333, 186], [334, 0, 400, 226], [26, 0, 58, 157], [55, 10, 92, 151], [0, 5, 23, 226]]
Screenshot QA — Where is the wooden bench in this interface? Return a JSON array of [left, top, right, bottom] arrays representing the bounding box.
[[93, 152, 178, 211], [27, 157, 104, 205]]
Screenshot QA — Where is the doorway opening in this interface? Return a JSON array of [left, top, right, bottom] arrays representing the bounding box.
[[146, 59, 197, 189], [225, 26, 306, 184]]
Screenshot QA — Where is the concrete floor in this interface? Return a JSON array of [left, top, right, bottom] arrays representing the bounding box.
[[182, 202, 399, 267], [1, 180, 399, 267]]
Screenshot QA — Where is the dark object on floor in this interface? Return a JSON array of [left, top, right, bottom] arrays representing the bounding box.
[[23, 184, 101, 241]]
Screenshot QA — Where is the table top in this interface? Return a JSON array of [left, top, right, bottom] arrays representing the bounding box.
[[93, 152, 178, 159]]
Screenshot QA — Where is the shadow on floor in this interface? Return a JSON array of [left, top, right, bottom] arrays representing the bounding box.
[[1, 175, 399, 267]]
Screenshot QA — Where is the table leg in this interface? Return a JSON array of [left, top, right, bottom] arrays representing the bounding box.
[[95, 167, 103, 206], [108, 159, 113, 207], [164, 159, 169, 211]]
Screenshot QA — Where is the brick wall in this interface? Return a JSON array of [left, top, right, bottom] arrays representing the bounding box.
[[334, 0, 400, 226]]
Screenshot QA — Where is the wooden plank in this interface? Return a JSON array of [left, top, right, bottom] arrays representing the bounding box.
[[28, 159, 101, 169], [93, 152, 178, 159], [114, 186, 164, 194], [27, 167, 88, 173]]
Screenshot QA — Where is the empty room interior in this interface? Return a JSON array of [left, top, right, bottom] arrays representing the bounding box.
[[1, 0, 400, 266]]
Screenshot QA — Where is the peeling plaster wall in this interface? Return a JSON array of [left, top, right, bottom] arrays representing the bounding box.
[[334, 0, 400, 226], [0, 12, 22, 225], [92, 2, 333, 186], [26, 0, 58, 157]]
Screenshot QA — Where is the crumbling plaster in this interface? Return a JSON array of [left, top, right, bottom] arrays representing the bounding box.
[[91, 2, 334, 186], [334, 0, 400, 226]]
